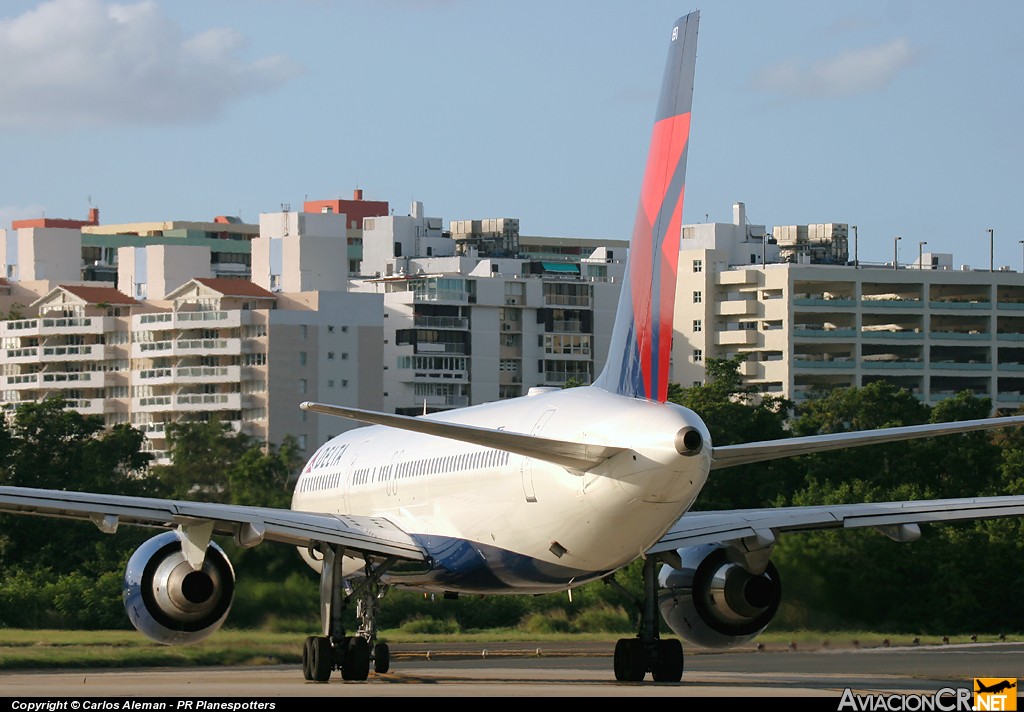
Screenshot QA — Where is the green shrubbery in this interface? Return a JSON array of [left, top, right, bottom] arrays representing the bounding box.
[[3, 372, 1024, 636]]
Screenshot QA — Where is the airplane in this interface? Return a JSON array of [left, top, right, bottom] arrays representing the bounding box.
[[4, 9, 1024, 685], [976, 680, 1017, 695]]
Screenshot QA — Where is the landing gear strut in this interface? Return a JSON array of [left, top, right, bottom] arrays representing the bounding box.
[[300, 546, 395, 682], [608, 555, 684, 682]]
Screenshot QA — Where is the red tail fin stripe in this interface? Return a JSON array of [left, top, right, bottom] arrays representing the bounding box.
[[640, 114, 691, 224]]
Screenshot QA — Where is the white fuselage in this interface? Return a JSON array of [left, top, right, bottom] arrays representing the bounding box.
[[290, 386, 712, 594]]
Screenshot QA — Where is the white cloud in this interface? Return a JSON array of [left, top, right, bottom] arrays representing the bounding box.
[[752, 38, 916, 98], [0, 0, 301, 129]]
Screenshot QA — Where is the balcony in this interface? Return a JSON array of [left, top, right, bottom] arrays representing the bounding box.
[[549, 319, 584, 333], [64, 398, 104, 415], [860, 330, 922, 340], [793, 327, 856, 338], [175, 365, 241, 383], [175, 392, 242, 411], [861, 299, 922, 309], [40, 371, 105, 388], [175, 310, 239, 327], [413, 316, 469, 329], [414, 343, 466, 355], [134, 310, 242, 332], [794, 359, 854, 369], [715, 300, 755, 316], [4, 347, 39, 362], [0, 317, 106, 336], [542, 294, 591, 308], [930, 361, 992, 371], [420, 395, 470, 408], [176, 338, 241, 355], [40, 344, 101, 361], [132, 395, 173, 412], [133, 338, 241, 358], [42, 316, 106, 333], [861, 361, 924, 370], [793, 297, 855, 307], [929, 331, 990, 341], [715, 329, 757, 346], [928, 300, 992, 310]]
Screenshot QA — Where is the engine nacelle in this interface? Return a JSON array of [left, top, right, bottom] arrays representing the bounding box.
[[123, 530, 235, 645], [657, 544, 781, 649]]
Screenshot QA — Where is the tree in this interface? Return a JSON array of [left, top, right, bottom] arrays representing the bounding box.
[[772, 386, 1022, 632], [669, 355, 795, 510]]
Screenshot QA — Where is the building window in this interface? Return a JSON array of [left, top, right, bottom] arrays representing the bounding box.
[[299, 379, 307, 394], [327, 379, 334, 388], [327, 352, 335, 360], [342, 379, 348, 387], [341, 353, 349, 360], [693, 349, 703, 362], [693, 259, 703, 273], [693, 291, 702, 304], [298, 434, 307, 450], [300, 325, 307, 339], [693, 319, 702, 333], [299, 352, 307, 366]]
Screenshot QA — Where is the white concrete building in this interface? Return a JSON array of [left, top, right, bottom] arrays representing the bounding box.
[[672, 204, 1024, 413]]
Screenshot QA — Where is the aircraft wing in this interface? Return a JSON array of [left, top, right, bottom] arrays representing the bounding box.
[[710, 415, 1024, 470], [300, 401, 628, 470], [0, 486, 428, 561], [648, 495, 1024, 554]]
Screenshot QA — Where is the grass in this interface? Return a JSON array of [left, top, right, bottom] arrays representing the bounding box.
[[0, 628, 1017, 670]]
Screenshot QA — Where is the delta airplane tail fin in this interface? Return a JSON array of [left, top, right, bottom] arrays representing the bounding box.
[[592, 11, 698, 403]]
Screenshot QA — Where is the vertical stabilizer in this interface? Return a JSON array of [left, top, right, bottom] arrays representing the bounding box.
[[593, 12, 698, 402]]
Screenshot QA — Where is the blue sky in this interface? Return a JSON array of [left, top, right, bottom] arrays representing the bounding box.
[[1, 0, 1022, 269]]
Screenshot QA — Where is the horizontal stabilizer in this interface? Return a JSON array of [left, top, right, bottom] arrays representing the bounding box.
[[650, 495, 1024, 554], [711, 415, 1024, 470], [300, 401, 628, 471]]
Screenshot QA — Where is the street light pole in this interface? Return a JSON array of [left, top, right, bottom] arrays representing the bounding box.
[[894, 236, 901, 271], [919, 241, 927, 270], [852, 225, 858, 268], [1019, 239, 1023, 273], [989, 228, 994, 271]]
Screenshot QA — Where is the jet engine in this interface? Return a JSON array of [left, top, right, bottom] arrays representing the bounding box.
[[657, 544, 781, 648], [123, 530, 235, 645]]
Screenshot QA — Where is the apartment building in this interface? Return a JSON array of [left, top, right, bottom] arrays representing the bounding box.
[[353, 203, 626, 414], [672, 203, 1024, 412], [0, 204, 384, 462]]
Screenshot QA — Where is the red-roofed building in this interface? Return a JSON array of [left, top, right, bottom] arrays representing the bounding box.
[[193, 277, 277, 300], [304, 189, 389, 230], [11, 208, 99, 230]]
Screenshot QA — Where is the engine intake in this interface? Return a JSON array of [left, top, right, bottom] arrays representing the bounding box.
[[657, 544, 781, 648], [123, 530, 235, 645]]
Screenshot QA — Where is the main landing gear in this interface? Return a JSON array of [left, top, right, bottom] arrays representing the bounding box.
[[301, 546, 395, 682], [607, 555, 684, 682]]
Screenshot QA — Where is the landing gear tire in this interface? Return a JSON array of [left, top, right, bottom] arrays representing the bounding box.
[[342, 636, 371, 681], [301, 636, 315, 681], [310, 636, 334, 682], [373, 642, 390, 674], [613, 638, 647, 682], [652, 638, 684, 682]]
